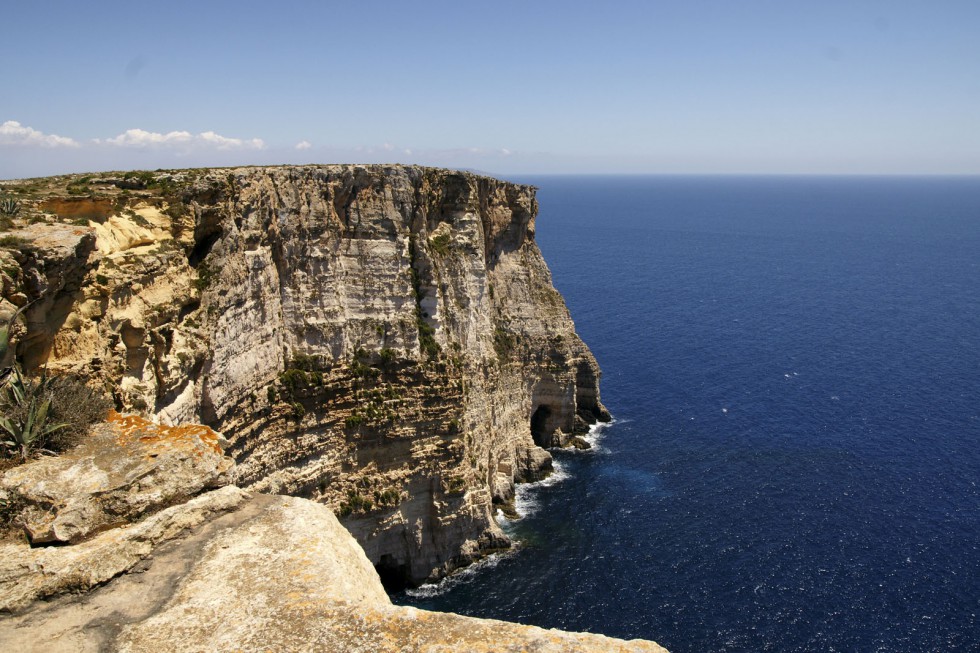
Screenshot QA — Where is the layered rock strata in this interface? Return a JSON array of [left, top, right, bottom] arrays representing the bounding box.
[[0, 165, 609, 586]]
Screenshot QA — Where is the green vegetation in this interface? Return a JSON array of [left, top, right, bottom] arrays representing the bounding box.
[[442, 475, 466, 494], [428, 231, 451, 256], [0, 197, 21, 218], [373, 488, 401, 507], [0, 367, 66, 460], [0, 235, 28, 250], [193, 260, 216, 291], [290, 352, 322, 372], [337, 490, 373, 517], [0, 310, 112, 461], [417, 317, 440, 359], [65, 177, 93, 195], [350, 348, 381, 379], [379, 347, 396, 368], [493, 327, 516, 359], [344, 413, 365, 428]]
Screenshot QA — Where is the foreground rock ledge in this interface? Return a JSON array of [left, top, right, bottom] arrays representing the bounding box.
[[0, 491, 666, 652]]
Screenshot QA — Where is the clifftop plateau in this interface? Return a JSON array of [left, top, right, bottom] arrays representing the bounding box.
[[0, 166, 665, 650]]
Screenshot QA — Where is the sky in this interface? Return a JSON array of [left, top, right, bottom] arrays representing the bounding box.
[[2, 0, 979, 178]]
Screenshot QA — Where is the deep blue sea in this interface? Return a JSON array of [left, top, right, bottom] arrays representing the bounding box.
[[398, 176, 980, 652]]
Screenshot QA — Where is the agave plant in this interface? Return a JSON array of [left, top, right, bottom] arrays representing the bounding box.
[[0, 197, 20, 218], [0, 301, 30, 376], [0, 366, 67, 460]]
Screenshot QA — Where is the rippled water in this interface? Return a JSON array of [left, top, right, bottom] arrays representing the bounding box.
[[397, 176, 980, 652]]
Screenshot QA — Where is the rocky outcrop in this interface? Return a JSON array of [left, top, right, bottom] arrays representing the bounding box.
[[1, 165, 609, 586], [0, 411, 233, 544], [0, 440, 666, 652]]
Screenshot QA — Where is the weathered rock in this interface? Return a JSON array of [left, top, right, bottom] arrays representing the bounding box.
[[0, 411, 233, 544], [0, 491, 666, 652], [3, 165, 610, 585], [0, 166, 664, 651], [0, 485, 248, 613]]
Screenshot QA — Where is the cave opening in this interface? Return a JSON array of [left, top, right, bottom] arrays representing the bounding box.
[[375, 554, 412, 593], [530, 405, 552, 448], [188, 229, 223, 267]]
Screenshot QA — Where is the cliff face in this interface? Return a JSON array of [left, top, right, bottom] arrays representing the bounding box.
[[0, 165, 608, 586]]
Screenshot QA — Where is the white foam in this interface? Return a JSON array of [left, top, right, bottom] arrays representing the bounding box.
[[510, 459, 571, 519], [404, 549, 510, 599], [582, 418, 613, 449]]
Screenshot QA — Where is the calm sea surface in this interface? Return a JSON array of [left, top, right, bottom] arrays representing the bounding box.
[[397, 176, 980, 652]]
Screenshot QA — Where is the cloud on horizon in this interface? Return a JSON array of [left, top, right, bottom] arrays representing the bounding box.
[[100, 128, 265, 150], [0, 121, 79, 148], [0, 120, 536, 179]]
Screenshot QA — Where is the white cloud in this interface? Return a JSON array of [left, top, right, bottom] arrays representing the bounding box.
[[104, 128, 265, 150], [0, 120, 79, 148], [295, 140, 312, 150]]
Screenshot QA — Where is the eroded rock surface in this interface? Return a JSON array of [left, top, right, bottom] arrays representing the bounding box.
[[0, 411, 233, 544], [0, 490, 666, 652], [2, 165, 610, 585]]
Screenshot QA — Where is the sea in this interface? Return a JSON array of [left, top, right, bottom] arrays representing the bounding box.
[[396, 175, 980, 652]]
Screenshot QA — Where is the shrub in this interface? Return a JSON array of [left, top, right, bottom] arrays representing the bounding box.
[[290, 353, 321, 371], [0, 362, 109, 461], [379, 347, 396, 368], [429, 231, 451, 256], [46, 375, 113, 449], [417, 315, 440, 359], [338, 490, 373, 516], [279, 368, 309, 393], [373, 488, 401, 507], [493, 328, 516, 359], [193, 260, 215, 291], [0, 235, 28, 250], [0, 198, 20, 218], [344, 413, 364, 428]]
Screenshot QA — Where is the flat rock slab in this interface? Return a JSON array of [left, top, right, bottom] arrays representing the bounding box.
[[1, 492, 667, 652]]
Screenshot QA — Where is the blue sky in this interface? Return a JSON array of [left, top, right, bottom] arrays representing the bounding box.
[[2, 1, 978, 178]]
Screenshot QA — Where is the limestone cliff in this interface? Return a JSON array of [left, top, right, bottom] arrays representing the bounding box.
[[0, 165, 609, 586]]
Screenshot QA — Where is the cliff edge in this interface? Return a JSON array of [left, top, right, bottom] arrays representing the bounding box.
[[0, 165, 610, 587]]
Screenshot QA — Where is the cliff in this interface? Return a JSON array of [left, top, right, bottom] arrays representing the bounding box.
[[0, 165, 608, 586], [0, 165, 672, 651]]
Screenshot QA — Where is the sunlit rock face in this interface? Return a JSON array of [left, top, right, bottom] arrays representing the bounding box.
[[3, 165, 609, 585]]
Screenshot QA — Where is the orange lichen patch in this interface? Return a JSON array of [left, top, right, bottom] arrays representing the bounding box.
[[106, 410, 224, 456]]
